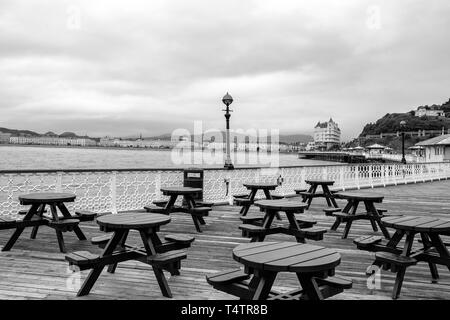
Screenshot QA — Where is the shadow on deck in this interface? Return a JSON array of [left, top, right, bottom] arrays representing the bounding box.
[[0, 179, 449, 300]]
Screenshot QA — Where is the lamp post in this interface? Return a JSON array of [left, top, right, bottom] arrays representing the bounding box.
[[400, 120, 407, 164], [222, 92, 234, 169]]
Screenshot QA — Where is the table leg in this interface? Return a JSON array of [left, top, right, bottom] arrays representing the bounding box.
[[341, 201, 359, 239], [428, 233, 450, 273], [331, 200, 353, 231], [296, 274, 323, 300], [365, 201, 390, 239], [248, 272, 277, 300], [107, 230, 129, 274], [286, 212, 305, 243], [50, 204, 67, 253], [323, 185, 339, 208], [139, 229, 172, 298], [263, 189, 281, 220], [2, 203, 40, 251], [391, 232, 415, 299], [419, 233, 439, 282], [30, 204, 46, 239], [254, 211, 276, 242], [57, 203, 87, 240], [163, 195, 178, 214], [77, 230, 126, 296], [306, 185, 317, 209], [302, 185, 314, 203]]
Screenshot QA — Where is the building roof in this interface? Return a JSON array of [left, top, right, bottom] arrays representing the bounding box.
[[366, 143, 386, 149], [415, 134, 450, 146]]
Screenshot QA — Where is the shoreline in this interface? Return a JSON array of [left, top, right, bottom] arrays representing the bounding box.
[[0, 143, 298, 154]]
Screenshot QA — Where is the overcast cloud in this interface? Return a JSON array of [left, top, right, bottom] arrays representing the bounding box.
[[0, 0, 449, 140]]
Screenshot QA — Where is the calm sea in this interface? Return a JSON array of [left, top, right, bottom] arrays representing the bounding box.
[[0, 146, 334, 170]]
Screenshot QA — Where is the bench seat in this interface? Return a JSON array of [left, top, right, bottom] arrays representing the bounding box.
[[0, 217, 17, 230], [375, 252, 417, 268], [234, 198, 253, 206], [191, 207, 211, 216], [314, 276, 353, 289], [147, 250, 187, 266], [299, 226, 327, 240], [324, 208, 341, 216], [297, 191, 324, 198], [144, 205, 167, 214], [195, 201, 214, 207], [66, 251, 100, 270], [294, 189, 307, 194], [48, 219, 79, 232], [164, 234, 195, 245], [271, 195, 285, 200], [354, 235, 384, 250], [240, 216, 264, 224], [238, 224, 267, 234], [152, 200, 168, 207], [75, 210, 97, 221], [206, 269, 250, 285], [91, 233, 113, 247], [233, 193, 249, 199], [296, 216, 317, 228], [332, 212, 367, 220]]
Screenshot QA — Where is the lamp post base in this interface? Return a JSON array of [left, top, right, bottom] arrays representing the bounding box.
[[401, 158, 406, 164], [224, 161, 234, 170]]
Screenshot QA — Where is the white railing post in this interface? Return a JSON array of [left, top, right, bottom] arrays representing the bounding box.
[[355, 165, 360, 189], [110, 171, 117, 214], [56, 172, 63, 192], [369, 165, 374, 188]]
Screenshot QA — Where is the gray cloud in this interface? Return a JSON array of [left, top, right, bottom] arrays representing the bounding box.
[[0, 0, 449, 139]]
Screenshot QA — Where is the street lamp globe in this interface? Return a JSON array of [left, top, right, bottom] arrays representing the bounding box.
[[222, 92, 233, 107], [400, 120, 407, 128]]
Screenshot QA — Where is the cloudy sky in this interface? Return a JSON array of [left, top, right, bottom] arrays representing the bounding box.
[[0, 0, 449, 140]]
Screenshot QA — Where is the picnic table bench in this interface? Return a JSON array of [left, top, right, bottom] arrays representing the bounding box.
[[1, 193, 96, 253], [207, 242, 351, 300], [66, 212, 194, 298], [356, 216, 450, 299], [233, 183, 281, 218], [145, 187, 211, 232], [299, 180, 339, 210], [239, 200, 326, 243], [330, 192, 391, 239]]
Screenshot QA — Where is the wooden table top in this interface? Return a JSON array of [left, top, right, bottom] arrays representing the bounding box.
[[233, 242, 340, 273], [243, 182, 278, 190], [336, 192, 384, 202], [97, 212, 171, 230], [254, 200, 308, 212], [160, 187, 202, 195], [382, 216, 450, 233], [305, 180, 335, 186], [19, 192, 76, 205]]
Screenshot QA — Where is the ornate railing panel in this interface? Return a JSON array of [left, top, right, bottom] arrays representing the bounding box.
[[0, 162, 449, 216]]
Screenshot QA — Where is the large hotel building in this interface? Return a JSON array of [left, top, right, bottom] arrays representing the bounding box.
[[313, 118, 341, 150]]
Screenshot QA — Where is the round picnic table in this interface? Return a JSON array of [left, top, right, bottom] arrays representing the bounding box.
[[331, 191, 390, 239], [252, 200, 314, 243], [2, 192, 86, 253], [159, 186, 207, 232], [77, 212, 175, 298], [302, 179, 338, 209], [238, 182, 280, 217], [232, 241, 342, 300], [371, 216, 450, 299]]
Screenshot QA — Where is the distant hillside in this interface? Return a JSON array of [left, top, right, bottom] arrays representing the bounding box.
[[0, 127, 40, 136], [0, 127, 92, 140], [359, 98, 450, 137]]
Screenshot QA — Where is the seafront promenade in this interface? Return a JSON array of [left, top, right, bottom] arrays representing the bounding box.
[[0, 179, 449, 300]]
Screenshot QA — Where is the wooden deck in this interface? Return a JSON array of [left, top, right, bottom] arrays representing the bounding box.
[[0, 180, 449, 300]]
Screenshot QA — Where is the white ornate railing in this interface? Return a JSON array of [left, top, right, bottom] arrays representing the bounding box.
[[1, 162, 449, 217]]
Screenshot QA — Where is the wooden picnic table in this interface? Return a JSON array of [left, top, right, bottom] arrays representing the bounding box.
[[229, 242, 348, 300], [236, 182, 279, 217], [241, 200, 326, 243], [1, 192, 90, 253], [365, 216, 450, 299], [154, 186, 209, 232], [330, 192, 390, 239], [69, 212, 189, 298], [300, 179, 338, 209]]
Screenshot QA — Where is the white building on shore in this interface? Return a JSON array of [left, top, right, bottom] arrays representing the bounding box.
[[313, 118, 341, 150], [10, 136, 97, 147]]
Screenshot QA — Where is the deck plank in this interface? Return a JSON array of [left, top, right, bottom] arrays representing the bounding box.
[[0, 179, 449, 299]]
